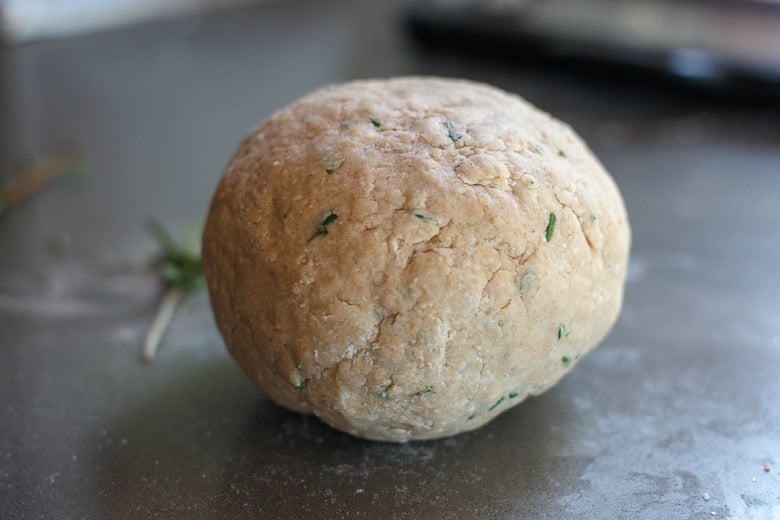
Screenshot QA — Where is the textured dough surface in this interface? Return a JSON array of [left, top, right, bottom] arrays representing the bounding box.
[[203, 77, 631, 442]]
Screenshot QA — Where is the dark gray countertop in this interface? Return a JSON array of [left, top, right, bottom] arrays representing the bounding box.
[[2, 1, 779, 518]]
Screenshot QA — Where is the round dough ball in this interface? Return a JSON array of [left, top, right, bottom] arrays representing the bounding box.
[[203, 77, 630, 442]]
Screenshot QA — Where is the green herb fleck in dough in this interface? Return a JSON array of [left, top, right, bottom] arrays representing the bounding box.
[[325, 158, 344, 173], [558, 324, 566, 339], [418, 386, 435, 396], [308, 212, 339, 242], [296, 378, 309, 390], [412, 211, 439, 225], [519, 270, 534, 292], [558, 149, 566, 157], [467, 413, 476, 420], [508, 391, 518, 399], [369, 117, 382, 128], [545, 212, 557, 242], [445, 120, 462, 142], [488, 396, 505, 411], [590, 214, 597, 224], [562, 356, 571, 366]]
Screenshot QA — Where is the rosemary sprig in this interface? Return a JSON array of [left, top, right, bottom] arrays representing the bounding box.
[[142, 219, 204, 362], [0, 150, 86, 216]]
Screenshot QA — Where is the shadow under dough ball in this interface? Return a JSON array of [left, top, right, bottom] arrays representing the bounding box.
[[202, 77, 631, 442]]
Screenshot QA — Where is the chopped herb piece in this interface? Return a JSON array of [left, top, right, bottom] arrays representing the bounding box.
[[309, 228, 327, 241], [325, 158, 344, 173], [590, 214, 597, 224], [562, 356, 571, 366], [418, 386, 435, 396], [445, 120, 462, 142], [296, 378, 309, 390], [519, 270, 534, 292], [545, 212, 557, 242], [488, 396, 505, 411], [508, 391, 518, 399], [412, 211, 438, 225], [309, 228, 326, 241], [558, 324, 566, 339], [369, 117, 382, 128], [308, 212, 339, 242], [467, 413, 476, 420], [558, 149, 567, 157]]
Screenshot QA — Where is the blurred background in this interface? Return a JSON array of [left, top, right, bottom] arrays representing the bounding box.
[[1, 1, 779, 518], [1, 0, 260, 42], [5, 0, 780, 88]]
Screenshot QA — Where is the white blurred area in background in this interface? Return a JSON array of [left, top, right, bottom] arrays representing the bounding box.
[[0, 0, 270, 43]]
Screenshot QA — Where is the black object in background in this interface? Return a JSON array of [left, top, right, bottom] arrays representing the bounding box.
[[407, 0, 780, 97]]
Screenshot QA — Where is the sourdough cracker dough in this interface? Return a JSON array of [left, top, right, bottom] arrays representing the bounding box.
[[203, 77, 630, 442]]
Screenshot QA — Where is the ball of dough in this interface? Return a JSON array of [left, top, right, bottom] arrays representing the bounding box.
[[203, 77, 630, 442]]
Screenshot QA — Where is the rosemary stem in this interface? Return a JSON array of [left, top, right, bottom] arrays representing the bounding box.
[[142, 286, 183, 363], [0, 151, 80, 215]]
